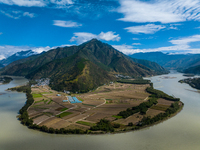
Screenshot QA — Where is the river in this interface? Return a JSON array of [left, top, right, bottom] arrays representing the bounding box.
[[0, 72, 200, 150]]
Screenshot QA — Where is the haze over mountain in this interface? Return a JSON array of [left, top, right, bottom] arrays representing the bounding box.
[[1, 39, 168, 92]]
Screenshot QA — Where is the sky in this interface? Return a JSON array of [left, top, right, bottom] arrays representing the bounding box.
[[1, 0, 200, 60]]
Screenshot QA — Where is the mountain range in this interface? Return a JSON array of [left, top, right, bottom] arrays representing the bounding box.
[[129, 52, 200, 74], [0, 39, 168, 93]]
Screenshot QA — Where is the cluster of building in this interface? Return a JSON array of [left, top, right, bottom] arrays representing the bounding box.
[[35, 78, 50, 86], [115, 74, 131, 79]]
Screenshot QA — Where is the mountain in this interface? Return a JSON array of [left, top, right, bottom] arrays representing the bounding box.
[[0, 63, 4, 69], [1, 39, 166, 92], [129, 52, 187, 67], [129, 57, 169, 75], [129, 52, 200, 71], [0, 50, 38, 67], [183, 65, 200, 75]]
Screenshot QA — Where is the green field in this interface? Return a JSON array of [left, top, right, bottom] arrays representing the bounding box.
[[32, 93, 43, 98], [47, 100, 53, 104], [60, 108, 68, 111], [112, 115, 123, 119], [56, 112, 72, 118], [76, 121, 96, 127]]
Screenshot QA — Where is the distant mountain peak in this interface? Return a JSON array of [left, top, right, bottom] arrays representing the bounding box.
[[0, 49, 38, 67]]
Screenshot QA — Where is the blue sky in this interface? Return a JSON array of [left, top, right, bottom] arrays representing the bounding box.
[[1, 0, 200, 60]]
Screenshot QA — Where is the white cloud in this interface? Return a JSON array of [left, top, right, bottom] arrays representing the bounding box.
[[112, 44, 137, 55], [70, 32, 97, 44], [70, 31, 121, 44], [0, 55, 6, 60], [23, 12, 35, 18], [125, 24, 166, 34], [117, 0, 200, 23], [0, 10, 36, 19], [98, 31, 121, 41], [50, 0, 73, 5], [0, 0, 74, 7], [132, 43, 141, 45], [0, 0, 46, 7], [0, 10, 20, 19], [0, 45, 54, 60], [0, 32, 2, 35], [113, 34, 200, 55], [132, 38, 139, 40], [170, 35, 200, 45], [53, 20, 82, 28]]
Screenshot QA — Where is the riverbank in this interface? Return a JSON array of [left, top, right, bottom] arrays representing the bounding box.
[[179, 77, 200, 90]]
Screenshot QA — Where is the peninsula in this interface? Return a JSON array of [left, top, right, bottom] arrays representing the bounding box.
[[9, 79, 183, 134]]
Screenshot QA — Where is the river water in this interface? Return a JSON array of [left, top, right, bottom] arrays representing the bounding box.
[[0, 72, 200, 150]]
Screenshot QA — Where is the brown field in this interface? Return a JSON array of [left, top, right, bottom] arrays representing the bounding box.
[[28, 83, 176, 131], [157, 98, 174, 105], [113, 112, 143, 125]]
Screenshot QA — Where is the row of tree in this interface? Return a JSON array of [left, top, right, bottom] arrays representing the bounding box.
[[146, 87, 180, 101], [117, 96, 158, 118], [117, 79, 151, 85], [138, 102, 182, 126], [90, 119, 121, 132]]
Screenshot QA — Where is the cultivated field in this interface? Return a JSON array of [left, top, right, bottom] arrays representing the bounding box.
[[28, 82, 176, 131]]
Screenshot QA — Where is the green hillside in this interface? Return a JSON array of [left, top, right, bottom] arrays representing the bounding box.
[[1, 39, 167, 92]]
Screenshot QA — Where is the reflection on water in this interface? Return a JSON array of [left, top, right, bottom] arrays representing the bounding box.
[[0, 73, 200, 150]]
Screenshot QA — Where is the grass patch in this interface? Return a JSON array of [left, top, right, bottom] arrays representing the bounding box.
[[34, 100, 44, 104], [77, 97, 84, 102], [44, 100, 48, 104], [47, 100, 53, 105], [76, 121, 96, 127], [112, 115, 123, 119], [41, 92, 51, 94], [32, 93, 43, 98], [56, 112, 72, 118], [60, 108, 68, 112], [106, 99, 113, 100]]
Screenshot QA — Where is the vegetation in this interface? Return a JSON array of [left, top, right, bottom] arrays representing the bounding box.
[[9, 82, 88, 134], [56, 112, 72, 118], [117, 79, 151, 85], [2, 39, 166, 93], [146, 87, 180, 101], [90, 119, 114, 132], [0, 76, 13, 84], [76, 121, 96, 127], [184, 65, 200, 75], [32, 93, 43, 98], [179, 78, 200, 90], [60, 108, 68, 112], [112, 115, 123, 119], [117, 96, 158, 118], [137, 102, 182, 127]]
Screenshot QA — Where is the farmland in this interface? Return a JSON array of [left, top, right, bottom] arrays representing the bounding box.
[[27, 82, 183, 133]]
